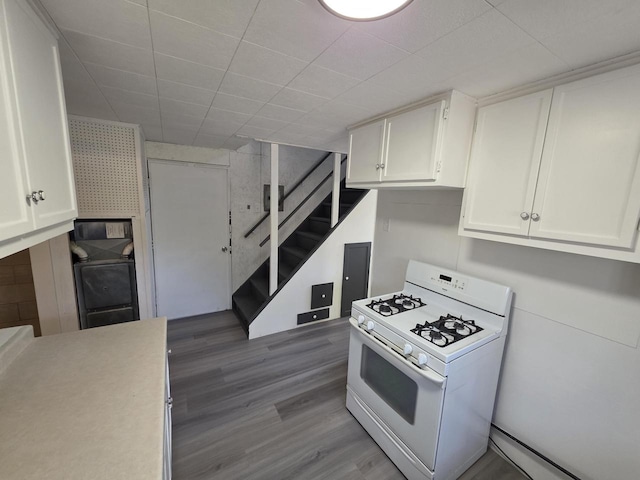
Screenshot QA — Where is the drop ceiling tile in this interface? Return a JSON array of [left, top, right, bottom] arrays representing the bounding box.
[[63, 30, 155, 77], [314, 28, 409, 80], [244, 0, 351, 62], [218, 73, 282, 102], [162, 126, 198, 145], [269, 88, 328, 112], [140, 123, 164, 141], [495, 0, 635, 40], [262, 131, 310, 147], [200, 118, 244, 137], [149, 11, 240, 70], [206, 108, 252, 125], [63, 77, 118, 120], [287, 64, 360, 99], [84, 63, 158, 96], [244, 115, 289, 131], [154, 53, 225, 90], [100, 85, 159, 110], [368, 55, 452, 100], [212, 92, 265, 115], [335, 80, 412, 116], [41, 0, 151, 49], [447, 43, 569, 98], [256, 104, 305, 122], [223, 135, 252, 150], [193, 132, 230, 149], [313, 100, 374, 125], [157, 79, 215, 105], [109, 101, 162, 124], [355, 0, 491, 53], [539, 2, 640, 68], [228, 41, 308, 86], [236, 124, 276, 138], [416, 10, 534, 80], [162, 113, 205, 128], [147, 0, 259, 38], [160, 98, 209, 118], [279, 122, 323, 136], [58, 41, 93, 82]]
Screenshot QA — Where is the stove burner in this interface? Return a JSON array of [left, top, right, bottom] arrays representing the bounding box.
[[410, 314, 484, 347], [366, 294, 426, 316]]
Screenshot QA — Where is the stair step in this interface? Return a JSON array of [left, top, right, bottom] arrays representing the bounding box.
[[297, 231, 323, 241], [295, 230, 323, 250], [278, 261, 293, 283], [249, 277, 269, 301], [309, 216, 330, 224], [233, 293, 263, 325], [281, 245, 308, 262]]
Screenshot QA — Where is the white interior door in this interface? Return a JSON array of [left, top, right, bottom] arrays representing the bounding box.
[[149, 160, 230, 319]]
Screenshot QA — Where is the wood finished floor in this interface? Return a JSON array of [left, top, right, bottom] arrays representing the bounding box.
[[167, 311, 525, 480]]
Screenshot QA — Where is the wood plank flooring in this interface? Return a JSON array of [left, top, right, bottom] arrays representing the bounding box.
[[167, 311, 525, 480]]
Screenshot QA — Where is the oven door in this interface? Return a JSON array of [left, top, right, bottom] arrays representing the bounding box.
[[347, 319, 446, 471]]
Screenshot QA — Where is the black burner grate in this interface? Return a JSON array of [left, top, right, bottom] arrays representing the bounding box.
[[366, 294, 426, 317], [410, 314, 483, 347]]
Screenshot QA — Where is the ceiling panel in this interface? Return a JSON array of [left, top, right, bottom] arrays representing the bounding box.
[[63, 30, 155, 77], [108, 101, 162, 125], [153, 53, 225, 90], [63, 76, 118, 120], [287, 64, 360, 99], [140, 123, 163, 142], [211, 93, 265, 115], [313, 27, 408, 80], [200, 118, 244, 137], [217, 72, 282, 102], [157, 79, 215, 106], [159, 98, 209, 118], [193, 132, 230, 149], [162, 126, 199, 146], [355, 0, 492, 53], [269, 87, 328, 112], [149, 10, 240, 70], [227, 41, 308, 86], [255, 103, 305, 122], [244, 0, 351, 62], [244, 115, 289, 131], [99, 85, 159, 110], [147, 0, 259, 39], [40, 0, 151, 49], [84, 63, 158, 96]]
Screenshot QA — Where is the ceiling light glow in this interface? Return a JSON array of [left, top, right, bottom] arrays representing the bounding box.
[[319, 0, 414, 21]]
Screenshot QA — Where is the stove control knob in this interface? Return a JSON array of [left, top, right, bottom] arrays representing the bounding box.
[[403, 344, 413, 356], [417, 353, 428, 366], [357, 315, 365, 325], [366, 321, 375, 331]]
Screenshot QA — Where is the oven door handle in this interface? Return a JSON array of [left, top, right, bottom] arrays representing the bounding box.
[[350, 318, 446, 388]]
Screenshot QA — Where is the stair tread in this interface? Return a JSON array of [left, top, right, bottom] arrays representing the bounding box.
[[309, 216, 330, 223], [249, 277, 269, 300], [233, 293, 263, 322], [281, 245, 308, 260], [296, 230, 324, 241]]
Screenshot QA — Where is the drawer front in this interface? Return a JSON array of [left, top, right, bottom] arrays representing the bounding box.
[[297, 308, 329, 325], [311, 283, 333, 309]]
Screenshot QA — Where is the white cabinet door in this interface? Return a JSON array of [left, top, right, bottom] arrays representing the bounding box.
[[4, 0, 76, 229], [382, 100, 445, 183], [530, 65, 640, 248], [347, 119, 384, 184], [0, 4, 31, 240], [462, 90, 552, 236]]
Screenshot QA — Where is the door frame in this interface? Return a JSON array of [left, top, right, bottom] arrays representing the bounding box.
[[147, 158, 232, 318], [341, 242, 372, 316]]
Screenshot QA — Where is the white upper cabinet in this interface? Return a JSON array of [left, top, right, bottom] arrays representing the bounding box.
[[463, 90, 552, 236], [0, 0, 76, 258], [460, 63, 640, 262], [347, 90, 476, 189]]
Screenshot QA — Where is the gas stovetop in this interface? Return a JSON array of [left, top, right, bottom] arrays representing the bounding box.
[[365, 294, 426, 316], [410, 314, 484, 347]]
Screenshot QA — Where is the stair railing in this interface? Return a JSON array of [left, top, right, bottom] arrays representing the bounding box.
[[259, 157, 347, 248], [244, 151, 335, 239]]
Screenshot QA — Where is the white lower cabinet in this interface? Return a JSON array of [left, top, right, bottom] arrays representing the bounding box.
[[347, 90, 476, 189], [461, 63, 640, 262], [0, 0, 76, 258]]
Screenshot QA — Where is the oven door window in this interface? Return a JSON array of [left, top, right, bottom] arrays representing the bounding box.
[[361, 345, 418, 424]]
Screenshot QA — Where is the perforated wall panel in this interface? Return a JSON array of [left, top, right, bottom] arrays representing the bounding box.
[[69, 119, 140, 217]]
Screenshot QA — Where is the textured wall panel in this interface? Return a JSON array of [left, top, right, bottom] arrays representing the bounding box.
[[69, 119, 140, 217]]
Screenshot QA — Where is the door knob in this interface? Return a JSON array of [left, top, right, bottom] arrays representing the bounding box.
[[37, 190, 46, 201], [221, 246, 228, 252], [520, 212, 530, 220], [531, 213, 540, 221], [28, 191, 40, 204], [345, 276, 349, 281]]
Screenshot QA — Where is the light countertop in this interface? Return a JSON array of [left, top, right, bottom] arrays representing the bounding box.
[[0, 318, 168, 480]]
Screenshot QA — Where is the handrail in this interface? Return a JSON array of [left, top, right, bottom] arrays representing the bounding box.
[[259, 157, 346, 248], [244, 151, 334, 238]]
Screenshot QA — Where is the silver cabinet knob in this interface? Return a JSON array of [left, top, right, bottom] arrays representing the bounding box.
[[379, 163, 385, 169], [37, 190, 45, 201], [313, 314, 317, 320], [375, 164, 380, 170], [345, 276, 349, 281], [531, 213, 540, 222], [28, 191, 40, 204], [221, 246, 228, 252], [520, 212, 530, 220]]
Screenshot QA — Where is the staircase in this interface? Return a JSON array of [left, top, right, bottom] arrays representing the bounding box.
[[232, 181, 367, 333]]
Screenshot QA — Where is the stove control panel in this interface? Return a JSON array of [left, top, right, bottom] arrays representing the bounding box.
[[430, 272, 467, 291]]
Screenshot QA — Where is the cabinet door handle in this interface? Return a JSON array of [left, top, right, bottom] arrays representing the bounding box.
[[375, 164, 380, 170], [28, 191, 39, 205], [379, 163, 385, 169], [37, 190, 46, 201], [520, 212, 530, 221], [531, 213, 540, 222]]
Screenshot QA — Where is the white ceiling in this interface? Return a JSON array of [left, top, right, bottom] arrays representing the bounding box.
[[38, 0, 640, 152]]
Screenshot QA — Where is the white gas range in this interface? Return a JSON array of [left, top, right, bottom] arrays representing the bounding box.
[[346, 260, 513, 480]]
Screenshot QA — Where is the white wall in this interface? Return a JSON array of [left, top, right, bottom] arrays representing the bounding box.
[[250, 190, 378, 339], [371, 189, 640, 480]]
